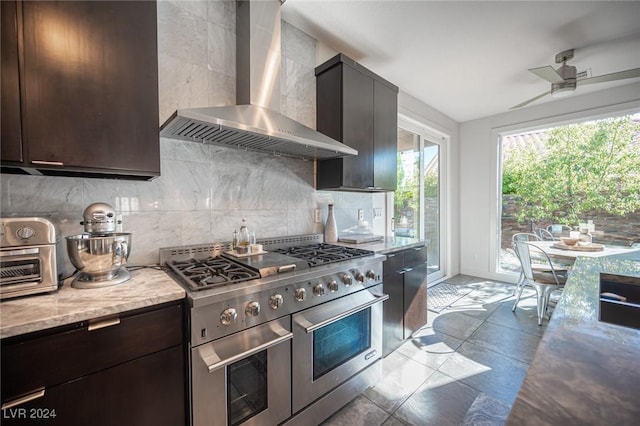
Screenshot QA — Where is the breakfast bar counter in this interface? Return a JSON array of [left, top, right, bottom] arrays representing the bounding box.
[[0, 267, 185, 339], [507, 250, 640, 424]]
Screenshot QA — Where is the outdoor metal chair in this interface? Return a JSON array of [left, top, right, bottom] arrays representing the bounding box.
[[536, 228, 556, 240], [547, 224, 572, 239], [512, 241, 569, 325], [510, 233, 541, 295]]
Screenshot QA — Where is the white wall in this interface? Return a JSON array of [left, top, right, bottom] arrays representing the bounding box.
[[459, 82, 640, 282]]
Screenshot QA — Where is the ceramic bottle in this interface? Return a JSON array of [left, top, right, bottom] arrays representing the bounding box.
[[324, 204, 338, 243]]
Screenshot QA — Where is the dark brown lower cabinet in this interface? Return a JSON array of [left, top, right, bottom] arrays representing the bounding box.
[[1, 346, 184, 426], [382, 246, 428, 357], [1, 301, 187, 426], [382, 268, 404, 357], [404, 263, 428, 338]]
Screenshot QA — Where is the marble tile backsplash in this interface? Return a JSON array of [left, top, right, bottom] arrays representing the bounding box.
[[0, 0, 383, 272]]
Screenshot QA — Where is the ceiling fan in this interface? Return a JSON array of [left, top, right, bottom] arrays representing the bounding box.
[[511, 49, 640, 109]]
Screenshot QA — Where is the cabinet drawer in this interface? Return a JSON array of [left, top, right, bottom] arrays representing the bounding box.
[[1, 302, 184, 402], [403, 246, 428, 268], [383, 251, 405, 276]]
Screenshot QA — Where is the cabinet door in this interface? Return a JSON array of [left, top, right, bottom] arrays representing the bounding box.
[[404, 263, 428, 338], [341, 64, 374, 188], [20, 1, 159, 175], [0, 346, 185, 426], [382, 271, 405, 357], [0, 1, 23, 163], [373, 80, 398, 190]]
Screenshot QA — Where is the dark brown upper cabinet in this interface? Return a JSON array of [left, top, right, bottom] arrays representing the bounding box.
[[1, 1, 160, 180], [315, 54, 398, 191]]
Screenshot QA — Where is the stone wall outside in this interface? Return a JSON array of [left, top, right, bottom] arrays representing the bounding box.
[[501, 195, 640, 249]]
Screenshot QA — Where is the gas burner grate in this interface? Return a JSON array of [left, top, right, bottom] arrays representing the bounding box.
[[167, 257, 260, 291], [273, 243, 374, 267]]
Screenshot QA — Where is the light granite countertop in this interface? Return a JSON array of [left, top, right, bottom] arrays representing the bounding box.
[[336, 236, 426, 254], [0, 267, 185, 339], [507, 250, 640, 425]]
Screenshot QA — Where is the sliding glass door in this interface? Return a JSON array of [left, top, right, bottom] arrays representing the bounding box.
[[394, 120, 445, 283]]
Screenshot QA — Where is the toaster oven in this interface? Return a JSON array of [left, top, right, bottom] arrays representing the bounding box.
[[0, 217, 62, 300]]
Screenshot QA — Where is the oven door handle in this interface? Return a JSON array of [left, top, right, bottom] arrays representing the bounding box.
[[303, 292, 389, 333], [199, 323, 293, 373]]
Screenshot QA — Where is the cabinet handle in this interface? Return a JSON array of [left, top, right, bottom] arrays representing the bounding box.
[[387, 253, 396, 258], [404, 267, 413, 273], [413, 247, 423, 251], [88, 315, 121, 331], [31, 160, 64, 166], [1, 388, 45, 410]]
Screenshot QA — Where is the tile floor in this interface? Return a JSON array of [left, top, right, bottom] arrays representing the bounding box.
[[321, 274, 548, 426]]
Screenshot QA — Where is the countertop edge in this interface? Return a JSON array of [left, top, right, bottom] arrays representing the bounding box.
[[1, 267, 186, 339], [335, 236, 426, 254]]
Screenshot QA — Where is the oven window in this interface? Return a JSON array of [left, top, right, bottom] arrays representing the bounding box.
[[0, 258, 41, 285], [313, 308, 371, 380], [227, 350, 268, 426]]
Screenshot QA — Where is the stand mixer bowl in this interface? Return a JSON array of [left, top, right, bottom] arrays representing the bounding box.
[[66, 233, 131, 287]]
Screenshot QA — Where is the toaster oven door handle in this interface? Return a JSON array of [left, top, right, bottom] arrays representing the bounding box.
[[200, 323, 292, 373], [303, 292, 389, 333], [1, 388, 46, 410]]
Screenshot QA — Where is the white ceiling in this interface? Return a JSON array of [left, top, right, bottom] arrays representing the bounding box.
[[281, 0, 640, 122]]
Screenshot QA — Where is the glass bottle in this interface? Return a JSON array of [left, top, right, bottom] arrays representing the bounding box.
[[231, 229, 239, 250], [324, 204, 338, 243], [238, 219, 250, 247]]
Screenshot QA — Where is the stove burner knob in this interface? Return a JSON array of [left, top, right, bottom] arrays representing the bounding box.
[[295, 288, 306, 302], [245, 301, 261, 317], [269, 294, 284, 310], [328, 280, 339, 292], [313, 283, 325, 296], [355, 272, 365, 283], [341, 274, 352, 286], [220, 308, 237, 326], [366, 270, 376, 280]]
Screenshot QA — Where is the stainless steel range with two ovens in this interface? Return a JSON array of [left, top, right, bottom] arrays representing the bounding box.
[[160, 235, 387, 426]]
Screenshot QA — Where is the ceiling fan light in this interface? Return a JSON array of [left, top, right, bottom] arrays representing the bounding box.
[[551, 80, 577, 98], [551, 86, 575, 98]]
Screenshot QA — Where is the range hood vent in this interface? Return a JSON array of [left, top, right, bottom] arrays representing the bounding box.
[[161, 105, 356, 160], [160, 0, 357, 160]]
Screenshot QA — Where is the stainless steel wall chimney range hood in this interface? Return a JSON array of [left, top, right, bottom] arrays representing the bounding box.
[[160, 0, 357, 160]]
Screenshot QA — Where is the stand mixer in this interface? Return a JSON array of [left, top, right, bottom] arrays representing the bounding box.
[[66, 202, 132, 288]]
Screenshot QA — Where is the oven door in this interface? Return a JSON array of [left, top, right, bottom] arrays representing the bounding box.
[[0, 247, 57, 299], [192, 317, 292, 426], [292, 284, 388, 413]]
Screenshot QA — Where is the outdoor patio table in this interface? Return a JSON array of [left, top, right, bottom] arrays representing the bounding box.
[[536, 240, 640, 263]]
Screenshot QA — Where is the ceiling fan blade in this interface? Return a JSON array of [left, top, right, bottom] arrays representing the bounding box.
[[529, 66, 564, 83], [578, 68, 640, 86], [510, 91, 551, 109]]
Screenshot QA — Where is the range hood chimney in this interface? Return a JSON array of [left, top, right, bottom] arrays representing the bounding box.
[[160, 0, 357, 160]]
